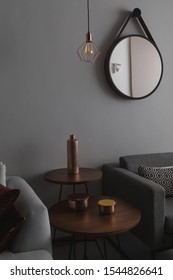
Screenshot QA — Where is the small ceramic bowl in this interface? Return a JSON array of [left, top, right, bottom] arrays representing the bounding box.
[[67, 193, 89, 211], [98, 199, 116, 215]]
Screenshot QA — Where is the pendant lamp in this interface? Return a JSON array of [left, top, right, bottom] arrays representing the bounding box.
[[77, 0, 101, 62]]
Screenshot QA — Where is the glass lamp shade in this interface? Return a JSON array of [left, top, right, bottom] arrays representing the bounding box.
[[77, 32, 101, 62]]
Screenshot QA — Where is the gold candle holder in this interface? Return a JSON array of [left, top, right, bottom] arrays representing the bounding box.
[[98, 199, 116, 215]]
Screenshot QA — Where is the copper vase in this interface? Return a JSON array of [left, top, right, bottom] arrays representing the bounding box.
[[67, 134, 79, 175]]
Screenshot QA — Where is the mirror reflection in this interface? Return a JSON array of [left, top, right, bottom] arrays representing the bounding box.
[[108, 36, 163, 99]]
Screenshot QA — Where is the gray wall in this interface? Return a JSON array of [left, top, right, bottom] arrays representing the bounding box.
[[0, 0, 172, 206]]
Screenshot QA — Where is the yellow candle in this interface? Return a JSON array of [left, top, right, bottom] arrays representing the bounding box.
[[98, 199, 116, 207]]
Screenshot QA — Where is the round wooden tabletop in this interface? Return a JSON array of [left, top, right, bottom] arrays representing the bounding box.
[[49, 197, 141, 237], [45, 168, 102, 185]]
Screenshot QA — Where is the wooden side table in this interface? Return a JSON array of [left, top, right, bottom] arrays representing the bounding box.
[[45, 168, 102, 202], [49, 196, 141, 259]]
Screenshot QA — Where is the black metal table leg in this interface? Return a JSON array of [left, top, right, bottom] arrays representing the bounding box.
[[83, 237, 88, 259], [106, 236, 129, 259], [95, 239, 104, 258], [58, 183, 88, 203], [68, 236, 76, 259], [73, 236, 76, 259], [85, 183, 88, 194], [58, 184, 63, 202], [103, 237, 107, 259], [68, 238, 73, 259]]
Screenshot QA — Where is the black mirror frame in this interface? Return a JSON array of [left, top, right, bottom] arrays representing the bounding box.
[[104, 34, 164, 100], [104, 8, 164, 100]]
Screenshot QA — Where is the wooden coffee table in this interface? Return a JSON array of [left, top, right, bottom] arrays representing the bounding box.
[[45, 168, 102, 202], [49, 196, 141, 259]]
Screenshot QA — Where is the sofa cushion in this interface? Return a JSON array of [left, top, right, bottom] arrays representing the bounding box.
[[165, 197, 173, 234], [0, 184, 20, 216], [0, 184, 25, 252], [120, 153, 173, 174], [6, 176, 52, 255], [0, 162, 6, 186], [0, 207, 25, 252], [138, 165, 173, 197]]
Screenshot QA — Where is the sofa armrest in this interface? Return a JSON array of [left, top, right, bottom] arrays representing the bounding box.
[[6, 176, 52, 255], [102, 164, 165, 250]]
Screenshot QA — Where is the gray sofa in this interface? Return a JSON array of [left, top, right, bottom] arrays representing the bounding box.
[[0, 176, 52, 260], [102, 152, 173, 258]]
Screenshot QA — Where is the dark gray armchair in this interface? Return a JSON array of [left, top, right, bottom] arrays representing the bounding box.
[[102, 153, 173, 258]]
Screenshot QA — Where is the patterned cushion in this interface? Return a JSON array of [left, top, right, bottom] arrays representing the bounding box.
[[138, 165, 173, 197]]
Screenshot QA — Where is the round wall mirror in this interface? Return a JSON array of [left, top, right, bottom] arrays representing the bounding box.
[[105, 35, 163, 99]]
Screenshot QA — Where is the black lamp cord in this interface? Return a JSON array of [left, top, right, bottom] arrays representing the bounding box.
[[87, 0, 90, 33]]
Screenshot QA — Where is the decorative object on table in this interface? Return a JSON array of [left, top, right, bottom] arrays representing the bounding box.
[[67, 193, 89, 211], [104, 8, 163, 99], [98, 199, 116, 215], [76, 0, 101, 62], [67, 134, 79, 175]]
